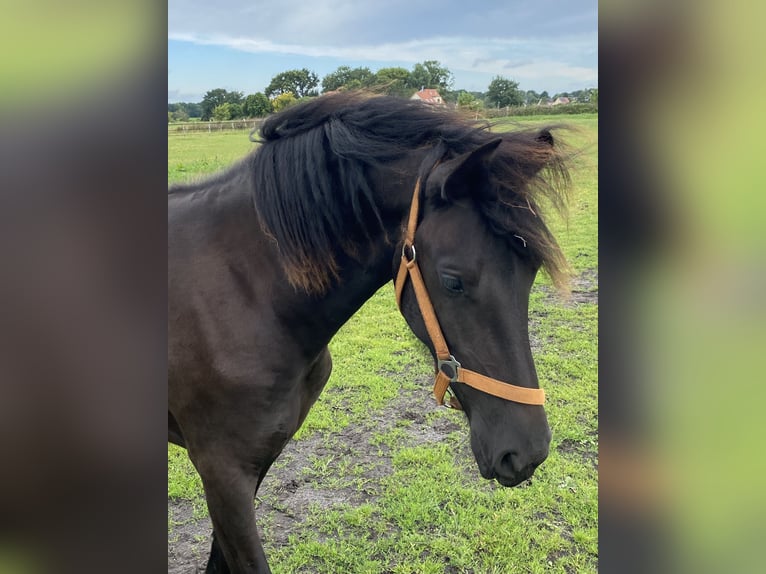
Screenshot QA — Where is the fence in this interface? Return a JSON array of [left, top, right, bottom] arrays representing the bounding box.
[[168, 104, 597, 134], [168, 119, 265, 134]]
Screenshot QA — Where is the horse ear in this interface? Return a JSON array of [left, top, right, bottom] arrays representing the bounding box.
[[439, 138, 502, 201], [537, 128, 554, 146]]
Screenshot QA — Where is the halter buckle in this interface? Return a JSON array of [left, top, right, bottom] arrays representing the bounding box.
[[437, 355, 461, 382]]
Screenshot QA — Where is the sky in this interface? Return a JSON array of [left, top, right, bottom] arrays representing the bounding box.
[[168, 0, 597, 103]]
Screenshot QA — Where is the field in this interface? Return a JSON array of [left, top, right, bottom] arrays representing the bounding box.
[[168, 114, 598, 573]]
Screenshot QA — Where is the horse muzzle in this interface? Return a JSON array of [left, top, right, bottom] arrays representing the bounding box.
[[492, 435, 551, 487], [471, 420, 551, 487]]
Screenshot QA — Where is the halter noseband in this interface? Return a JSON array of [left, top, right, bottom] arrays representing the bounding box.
[[394, 176, 546, 410]]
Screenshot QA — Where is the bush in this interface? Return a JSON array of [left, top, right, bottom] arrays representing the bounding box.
[[271, 92, 297, 112]]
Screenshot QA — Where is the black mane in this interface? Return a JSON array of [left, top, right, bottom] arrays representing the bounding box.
[[251, 92, 570, 293]]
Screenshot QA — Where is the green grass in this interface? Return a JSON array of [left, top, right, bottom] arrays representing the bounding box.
[[168, 129, 257, 184], [168, 114, 598, 572]]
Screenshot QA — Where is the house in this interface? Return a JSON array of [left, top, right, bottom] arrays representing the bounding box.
[[410, 88, 445, 106], [551, 96, 571, 106]]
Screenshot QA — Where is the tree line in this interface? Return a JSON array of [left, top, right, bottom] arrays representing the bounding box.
[[168, 60, 597, 122]]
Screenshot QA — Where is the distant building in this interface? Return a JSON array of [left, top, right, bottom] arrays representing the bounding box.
[[551, 96, 571, 106], [410, 88, 445, 106]]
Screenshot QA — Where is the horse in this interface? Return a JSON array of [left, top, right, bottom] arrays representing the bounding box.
[[168, 92, 571, 573]]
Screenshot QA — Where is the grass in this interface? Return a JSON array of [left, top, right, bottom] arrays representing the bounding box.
[[168, 130, 258, 184], [168, 114, 598, 572]]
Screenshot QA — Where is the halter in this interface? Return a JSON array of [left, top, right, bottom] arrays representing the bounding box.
[[394, 176, 546, 410]]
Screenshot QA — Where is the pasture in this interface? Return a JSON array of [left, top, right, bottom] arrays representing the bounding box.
[[168, 114, 598, 573]]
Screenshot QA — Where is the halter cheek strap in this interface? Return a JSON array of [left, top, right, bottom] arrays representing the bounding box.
[[394, 176, 545, 409]]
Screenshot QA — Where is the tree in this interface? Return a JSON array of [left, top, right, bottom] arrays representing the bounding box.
[[243, 92, 273, 117], [373, 67, 412, 97], [270, 92, 297, 112], [457, 91, 483, 112], [590, 88, 598, 106], [408, 60, 454, 92], [569, 89, 591, 102], [201, 89, 228, 120], [201, 89, 243, 120], [228, 102, 244, 119], [524, 90, 541, 106], [172, 109, 189, 122], [321, 66, 374, 92], [168, 101, 202, 118], [185, 102, 202, 118], [265, 69, 319, 99], [322, 66, 352, 92], [212, 103, 233, 121], [486, 76, 523, 108]]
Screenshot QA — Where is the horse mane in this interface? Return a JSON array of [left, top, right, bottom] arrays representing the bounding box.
[[251, 91, 571, 294]]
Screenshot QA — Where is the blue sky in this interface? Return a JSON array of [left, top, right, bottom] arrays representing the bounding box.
[[168, 0, 597, 103]]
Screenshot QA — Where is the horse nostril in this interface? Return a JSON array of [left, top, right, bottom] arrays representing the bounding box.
[[499, 450, 521, 475], [497, 449, 544, 483]]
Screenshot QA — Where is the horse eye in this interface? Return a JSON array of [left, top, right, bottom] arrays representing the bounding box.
[[440, 274, 464, 293]]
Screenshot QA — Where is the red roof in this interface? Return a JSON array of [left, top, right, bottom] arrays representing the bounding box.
[[415, 89, 441, 99], [411, 89, 444, 104]]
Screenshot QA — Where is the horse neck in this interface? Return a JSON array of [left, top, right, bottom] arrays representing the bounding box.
[[272, 158, 421, 357]]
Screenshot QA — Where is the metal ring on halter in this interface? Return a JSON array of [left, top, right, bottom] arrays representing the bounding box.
[[443, 387, 458, 409], [402, 243, 416, 263]]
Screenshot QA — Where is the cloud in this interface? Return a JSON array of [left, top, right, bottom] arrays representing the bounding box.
[[168, 1, 597, 95], [168, 32, 596, 81], [502, 60, 598, 83], [169, 0, 597, 46], [168, 88, 204, 102]]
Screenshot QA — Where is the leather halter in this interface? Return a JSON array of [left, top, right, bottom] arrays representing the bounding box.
[[394, 176, 546, 410]]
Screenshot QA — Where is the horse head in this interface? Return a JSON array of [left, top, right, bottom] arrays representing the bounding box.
[[396, 132, 568, 486]]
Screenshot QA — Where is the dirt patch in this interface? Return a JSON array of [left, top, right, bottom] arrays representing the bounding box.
[[168, 375, 469, 572], [563, 268, 599, 306], [567, 268, 599, 306], [557, 437, 599, 469], [167, 501, 209, 574], [539, 268, 598, 308]]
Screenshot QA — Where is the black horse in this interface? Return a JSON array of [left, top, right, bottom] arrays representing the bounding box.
[[168, 93, 571, 573]]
